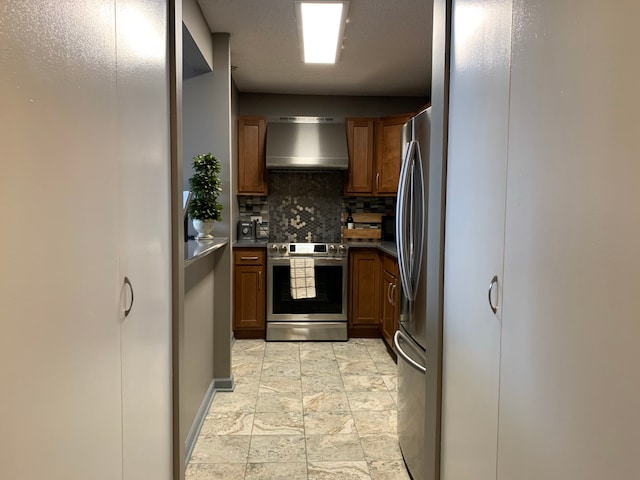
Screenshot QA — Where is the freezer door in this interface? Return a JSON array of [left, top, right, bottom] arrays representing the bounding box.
[[395, 328, 427, 480]]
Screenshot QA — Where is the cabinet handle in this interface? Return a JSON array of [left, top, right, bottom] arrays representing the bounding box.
[[258, 270, 261, 290], [387, 282, 392, 303], [376, 173, 380, 191], [241, 256, 259, 261], [488, 275, 498, 314], [124, 276, 134, 317], [391, 284, 396, 306]]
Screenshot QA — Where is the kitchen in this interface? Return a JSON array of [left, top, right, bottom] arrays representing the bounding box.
[[3, 1, 640, 480]]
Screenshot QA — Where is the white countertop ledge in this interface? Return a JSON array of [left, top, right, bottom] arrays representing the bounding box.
[[185, 237, 229, 266]]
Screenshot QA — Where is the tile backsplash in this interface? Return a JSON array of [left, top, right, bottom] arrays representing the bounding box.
[[238, 173, 396, 243]]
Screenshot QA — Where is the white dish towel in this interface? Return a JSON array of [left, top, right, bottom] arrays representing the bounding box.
[[290, 257, 316, 299]]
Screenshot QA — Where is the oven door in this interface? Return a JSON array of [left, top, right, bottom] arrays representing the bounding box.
[[267, 257, 347, 322]]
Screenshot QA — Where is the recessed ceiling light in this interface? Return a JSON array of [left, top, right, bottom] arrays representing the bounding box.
[[296, 1, 350, 64]]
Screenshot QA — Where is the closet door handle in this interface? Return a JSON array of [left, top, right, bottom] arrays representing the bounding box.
[[488, 275, 498, 314], [124, 276, 134, 317]]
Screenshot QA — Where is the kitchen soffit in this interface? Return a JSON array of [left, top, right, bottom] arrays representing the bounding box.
[[197, 0, 432, 96]]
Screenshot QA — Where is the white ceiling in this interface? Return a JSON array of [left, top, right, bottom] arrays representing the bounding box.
[[197, 0, 432, 97]]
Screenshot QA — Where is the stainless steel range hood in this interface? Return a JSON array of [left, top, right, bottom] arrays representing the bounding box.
[[266, 117, 349, 170]]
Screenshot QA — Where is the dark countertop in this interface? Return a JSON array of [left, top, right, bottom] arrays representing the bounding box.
[[185, 237, 229, 266], [233, 239, 268, 248], [347, 241, 397, 258]]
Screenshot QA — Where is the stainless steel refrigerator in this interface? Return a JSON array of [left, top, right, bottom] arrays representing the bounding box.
[[394, 106, 444, 480]]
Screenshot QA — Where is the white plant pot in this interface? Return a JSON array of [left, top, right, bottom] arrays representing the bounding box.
[[193, 219, 215, 240]]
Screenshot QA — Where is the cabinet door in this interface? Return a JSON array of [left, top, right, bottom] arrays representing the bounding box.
[[440, 0, 512, 479], [497, 2, 640, 479], [116, 0, 172, 478], [380, 270, 397, 346], [375, 114, 410, 195], [237, 116, 267, 195], [233, 264, 265, 331], [345, 118, 375, 195], [349, 250, 381, 327]]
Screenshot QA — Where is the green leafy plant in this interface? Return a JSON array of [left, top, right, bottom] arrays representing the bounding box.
[[187, 153, 223, 221]]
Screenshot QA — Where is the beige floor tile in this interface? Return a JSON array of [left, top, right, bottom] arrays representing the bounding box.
[[307, 461, 371, 480], [265, 342, 300, 356], [380, 374, 398, 392], [262, 360, 301, 378], [300, 349, 337, 362], [301, 374, 345, 393], [352, 411, 397, 435], [248, 435, 306, 462], [245, 462, 308, 480], [303, 391, 350, 412], [252, 412, 305, 435], [372, 359, 397, 375], [306, 434, 365, 462], [367, 460, 411, 480], [259, 376, 302, 394], [232, 377, 260, 394], [232, 339, 266, 353], [341, 374, 387, 392], [263, 350, 301, 362], [300, 341, 335, 352], [301, 360, 341, 377], [333, 345, 371, 362], [185, 463, 246, 480], [347, 392, 396, 411], [209, 392, 257, 413], [256, 392, 303, 414], [189, 435, 250, 464], [232, 362, 262, 378], [199, 412, 254, 436], [359, 434, 403, 461], [338, 360, 380, 375], [304, 411, 357, 435]]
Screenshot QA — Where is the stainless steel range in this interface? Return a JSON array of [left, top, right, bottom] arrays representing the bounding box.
[[266, 242, 348, 341]]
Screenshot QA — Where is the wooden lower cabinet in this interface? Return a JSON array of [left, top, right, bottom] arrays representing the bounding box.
[[380, 254, 399, 352], [233, 248, 266, 339], [348, 249, 382, 337]]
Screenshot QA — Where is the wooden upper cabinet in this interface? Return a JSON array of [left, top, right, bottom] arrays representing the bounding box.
[[344, 113, 411, 196], [375, 114, 411, 195], [345, 118, 375, 194], [237, 116, 267, 195]]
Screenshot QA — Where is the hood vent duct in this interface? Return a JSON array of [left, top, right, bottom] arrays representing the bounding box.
[[266, 116, 349, 170]]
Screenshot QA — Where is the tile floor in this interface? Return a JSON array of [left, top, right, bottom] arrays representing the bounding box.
[[186, 338, 410, 480]]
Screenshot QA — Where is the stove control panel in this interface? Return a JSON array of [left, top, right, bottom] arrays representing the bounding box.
[[267, 243, 347, 258]]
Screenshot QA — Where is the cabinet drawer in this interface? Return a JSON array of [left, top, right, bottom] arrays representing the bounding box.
[[234, 248, 265, 266], [382, 253, 399, 277]]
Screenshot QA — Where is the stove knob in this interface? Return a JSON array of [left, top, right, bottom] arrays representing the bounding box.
[[328, 244, 337, 254], [338, 245, 346, 255], [279, 244, 288, 254], [269, 244, 279, 254]]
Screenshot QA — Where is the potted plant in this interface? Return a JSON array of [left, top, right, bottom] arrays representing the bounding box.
[[187, 153, 223, 240]]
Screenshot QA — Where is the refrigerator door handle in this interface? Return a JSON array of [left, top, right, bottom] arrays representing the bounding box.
[[394, 330, 427, 374], [396, 140, 417, 301], [410, 144, 426, 293]]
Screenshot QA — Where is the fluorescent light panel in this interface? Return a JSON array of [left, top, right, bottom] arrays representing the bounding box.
[[297, 1, 349, 64]]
